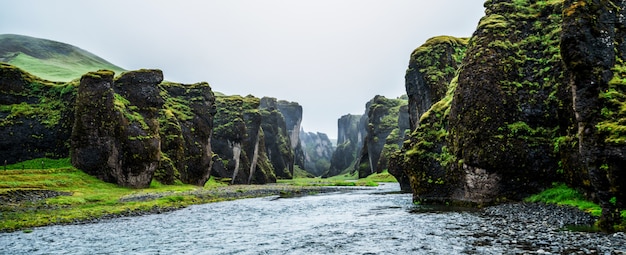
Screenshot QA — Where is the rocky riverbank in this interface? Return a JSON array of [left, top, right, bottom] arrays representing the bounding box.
[[468, 203, 626, 254], [0, 184, 358, 232]]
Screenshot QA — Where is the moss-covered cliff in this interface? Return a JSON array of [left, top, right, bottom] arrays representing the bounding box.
[[560, 0, 626, 230], [211, 95, 276, 184], [326, 114, 364, 177], [0, 63, 76, 164], [299, 130, 335, 177], [356, 95, 408, 178], [395, 0, 625, 230], [389, 36, 468, 192], [156, 81, 216, 186]]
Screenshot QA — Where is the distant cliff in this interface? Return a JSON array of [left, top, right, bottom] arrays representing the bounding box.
[[355, 95, 408, 178], [326, 114, 364, 177], [393, 0, 626, 230], [299, 130, 335, 177], [210, 95, 276, 184], [326, 96, 408, 179]]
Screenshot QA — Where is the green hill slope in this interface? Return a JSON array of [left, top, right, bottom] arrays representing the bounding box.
[[0, 34, 125, 82]]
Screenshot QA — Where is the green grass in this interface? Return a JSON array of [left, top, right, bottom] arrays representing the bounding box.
[[3, 158, 71, 170], [279, 170, 397, 187], [525, 183, 626, 231], [8, 52, 125, 82], [0, 158, 218, 232], [525, 183, 602, 216]]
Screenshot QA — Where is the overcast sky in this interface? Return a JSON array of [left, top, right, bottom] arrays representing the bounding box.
[[1, 0, 485, 138]]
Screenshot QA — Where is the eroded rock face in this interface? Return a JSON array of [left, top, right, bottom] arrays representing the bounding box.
[[260, 97, 294, 179], [394, 2, 569, 204], [211, 95, 276, 184], [156, 82, 215, 186], [0, 64, 75, 164], [355, 95, 408, 178], [405, 36, 468, 131], [275, 100, 305, 170], [560, 0, 626, 230], [326, 114, 363, 177], [299, 130, 335, 177], [396, 1, 626, 228], [71, 69, 163, 188]]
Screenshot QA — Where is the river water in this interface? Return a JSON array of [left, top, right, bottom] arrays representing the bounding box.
[[1, 183, 624, 255]]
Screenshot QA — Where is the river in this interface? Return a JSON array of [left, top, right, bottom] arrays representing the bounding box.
[[1, 183, 625, 254]]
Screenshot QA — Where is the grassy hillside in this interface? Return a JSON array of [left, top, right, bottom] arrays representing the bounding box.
[[0, 34, 125, 82]]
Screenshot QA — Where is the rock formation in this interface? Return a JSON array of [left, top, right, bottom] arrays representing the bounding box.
[[275, 100, 305, 170], [355, 95, 408, 178], [210, 95, 277, 184], [0, 63, 76, 165], [393, 0, 626, 230], [259, 97, 294, 179], [156, 81, 216, 186], [560, 0, 626, 230], [299, 129, 335, 177], [326, 114, 364, 177], [71, 69, 163, 188]]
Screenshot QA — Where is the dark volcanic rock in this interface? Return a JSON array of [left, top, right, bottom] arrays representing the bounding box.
[[70, 69, 163, 188], [275, 100, 305, 170], [560, 0, 626, 230], [156, 81, 215, 186], [259, 97, 294, 179], [326, 114, 364, 177], [0, 63, 75, 165], [395, 0, 626, 230], [405, 36, 468, 131], [211, 95, 276, 184], [299, 129, 335, 177], [355, 95, 408, 178]]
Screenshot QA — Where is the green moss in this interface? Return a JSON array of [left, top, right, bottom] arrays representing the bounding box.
[[0, 69, 75, 128], [597, 57, 626, 144], [113, 93, 149, 130], [525, 183, 602, 216]]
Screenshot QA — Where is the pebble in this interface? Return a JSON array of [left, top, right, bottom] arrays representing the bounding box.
[[474, 203, 626, 254]]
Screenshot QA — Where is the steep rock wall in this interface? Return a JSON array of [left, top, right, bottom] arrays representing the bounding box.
[[355, 95, 408, 178], [0, 63, 75, 164], [405, 36, 468, 131], [275, 100, 305, 170], [395, 0, 626, 230], [326, 114, 364, 177], [71, 70, 163, 188], [156, 81, 215, 186], [560, 0, 626, 230], [299, 130, 335, 177], [211, 95, 276, 184], [259, 97, 294, 179]]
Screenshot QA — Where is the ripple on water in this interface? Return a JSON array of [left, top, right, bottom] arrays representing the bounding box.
[[1, 183, 625, 254]]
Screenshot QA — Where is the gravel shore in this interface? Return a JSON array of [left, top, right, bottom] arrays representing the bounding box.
[[469, 203, 626, 254]]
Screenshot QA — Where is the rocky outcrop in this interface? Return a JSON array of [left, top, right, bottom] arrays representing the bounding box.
[[394, 0, 625, 230], [259, 97, 294, 179], [0, 63, 75, 165], [275, 100, 305, 170], [71, 69, 163, 188], [389, 36, 468, 192], [211, 95, 276, 184], [560, 0, 626, 230], [405, 36, 468, 131], [156, 82, 215, 186], [299, 129, 335, 177], [326, 114, 364, 177], [355, 95, 408, 178]]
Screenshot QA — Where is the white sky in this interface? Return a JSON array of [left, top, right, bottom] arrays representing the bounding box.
[[1, 0, 485, 138]]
